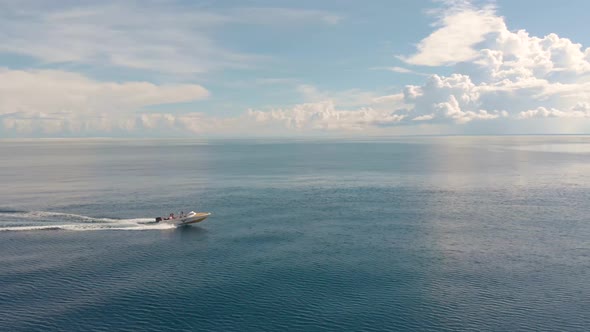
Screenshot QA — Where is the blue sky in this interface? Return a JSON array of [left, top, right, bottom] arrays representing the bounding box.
[[2, 0, 590, 137]]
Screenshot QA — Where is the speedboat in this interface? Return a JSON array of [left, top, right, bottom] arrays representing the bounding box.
[[155, 211, 211, 226]]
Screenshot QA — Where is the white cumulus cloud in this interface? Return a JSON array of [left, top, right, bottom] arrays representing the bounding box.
[[401, 1, 505, 66], [396, 0, 590, 129], [247, 100, 406, 132]]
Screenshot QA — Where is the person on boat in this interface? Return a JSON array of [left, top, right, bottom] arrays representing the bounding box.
[[170, 213, 175, 219]]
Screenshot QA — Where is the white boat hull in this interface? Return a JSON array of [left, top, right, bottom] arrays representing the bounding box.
[[156, 211, 211, 226]]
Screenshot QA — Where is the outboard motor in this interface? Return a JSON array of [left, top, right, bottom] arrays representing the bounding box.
[[155, 217, 162, 222]]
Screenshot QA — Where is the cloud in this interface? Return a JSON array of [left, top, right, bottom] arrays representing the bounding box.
[[395, 0, 590, 127], [401, 1, 505, 66], [296, 84, 406, 110], [0, 68, 209, 136], [402, 74, 509, 124], [518, 104, 590, 119], [3, 0, 590, 137], [1, 98, 410, 137], [230, 7, 342, 25], [247, 101, 406, 132], [0, 2, 341, 75], [386, 66, 414, 74], [371, 66, 429, 76], [0, 67, 411, 137], [0, 68, 209, 115]]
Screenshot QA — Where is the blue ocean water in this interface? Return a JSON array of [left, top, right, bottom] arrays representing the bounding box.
[[0, 137, 589, 331]]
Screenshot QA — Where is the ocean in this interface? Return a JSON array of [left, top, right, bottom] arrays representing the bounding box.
[[0, 137, 589, 331]]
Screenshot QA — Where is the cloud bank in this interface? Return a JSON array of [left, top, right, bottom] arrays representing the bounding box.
[[2, 0, 590, 137], [243, 0, 590, 134], [0, 69, 209, 136]]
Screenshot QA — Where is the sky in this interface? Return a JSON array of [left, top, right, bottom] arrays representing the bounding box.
[[2, 0, 590, 137]]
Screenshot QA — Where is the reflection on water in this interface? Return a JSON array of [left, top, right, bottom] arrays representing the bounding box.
[[507, 142, 590, 153], [174, 225, 208, 238]]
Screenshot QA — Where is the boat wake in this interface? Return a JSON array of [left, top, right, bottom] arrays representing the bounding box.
[[0, 210, 176, 232]]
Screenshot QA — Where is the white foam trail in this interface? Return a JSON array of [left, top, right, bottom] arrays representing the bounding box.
[[0, 223, 176, 232], [22, 211, 154, 223], [0, 210, 176, 232]]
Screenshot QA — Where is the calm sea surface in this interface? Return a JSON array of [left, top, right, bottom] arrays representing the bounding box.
[[0, 137, 589, 331]]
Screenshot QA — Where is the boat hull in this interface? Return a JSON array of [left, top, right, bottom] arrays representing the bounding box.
[[166, 212, 211, 226]]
